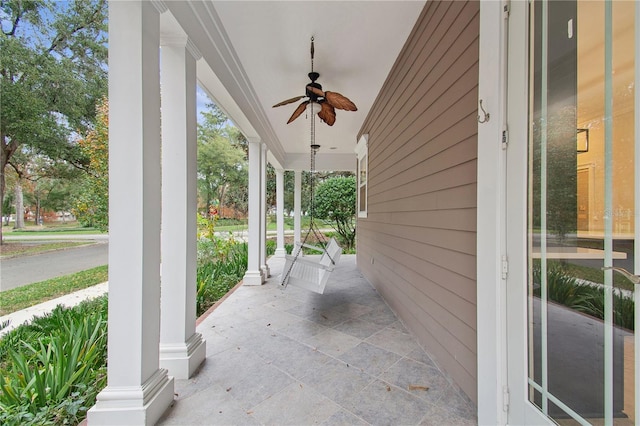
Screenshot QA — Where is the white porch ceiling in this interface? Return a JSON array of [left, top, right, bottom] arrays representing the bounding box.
[[164, 1, 425, 171]]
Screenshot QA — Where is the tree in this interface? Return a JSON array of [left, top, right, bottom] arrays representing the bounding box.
[[0, 0, 107, 241], [1, 183, 13, 225], [72, 98, 108, 230], [197, 104, 248, 216], [313, 176, 356, 250]]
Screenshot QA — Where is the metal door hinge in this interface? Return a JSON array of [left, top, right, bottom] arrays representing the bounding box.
[[502, 127, 509, 150], [501, 255, 509, 279], [503, 386, 510, 412], [503, 0, 510, 19]]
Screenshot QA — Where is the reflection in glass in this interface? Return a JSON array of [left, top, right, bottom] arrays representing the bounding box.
[[527, 0, 636, 424]]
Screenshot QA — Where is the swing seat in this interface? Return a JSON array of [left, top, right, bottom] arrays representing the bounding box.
[[282, 238, 342, 294]]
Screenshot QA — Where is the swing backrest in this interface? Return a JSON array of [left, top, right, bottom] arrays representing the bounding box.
[[320, 238, 342, 268]]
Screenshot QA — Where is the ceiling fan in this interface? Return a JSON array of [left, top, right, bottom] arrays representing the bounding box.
[[272, 37, 357, 126]]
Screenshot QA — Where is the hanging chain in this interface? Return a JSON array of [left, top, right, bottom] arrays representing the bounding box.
[[310, 36, 314, 73], [280, 35, 336, 288]]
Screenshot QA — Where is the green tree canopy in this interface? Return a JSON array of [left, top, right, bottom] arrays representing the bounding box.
[[313, 175, 356, 250], [197, 104, 248, 216], [0, 0, 107, 240], [72, 97, 108, 230]]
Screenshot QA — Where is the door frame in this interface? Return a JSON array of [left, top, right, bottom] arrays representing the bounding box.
[[503, 0, 552, 423]]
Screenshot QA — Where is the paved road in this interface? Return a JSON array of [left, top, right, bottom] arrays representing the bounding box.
[[0, 241, 108, 291]]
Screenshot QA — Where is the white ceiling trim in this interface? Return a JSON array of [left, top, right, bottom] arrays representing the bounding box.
[[165, 1, 287, 166], [164, 1, 426, 172]]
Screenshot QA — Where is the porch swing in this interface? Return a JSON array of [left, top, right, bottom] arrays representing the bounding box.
[[280, 109, 343, 294], [276, 37, 357, 294]]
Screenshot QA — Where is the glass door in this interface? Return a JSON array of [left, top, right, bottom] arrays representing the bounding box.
[[515, 0, 638, 424]]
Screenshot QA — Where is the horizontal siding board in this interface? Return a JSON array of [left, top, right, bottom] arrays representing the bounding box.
[[366, 1, 465, 138], [359, 220, 476, 257], [360, 231, 477, 313], [365, 207, 477, 233], [370, 72, 479, 179], [370, 231, 476, 281], [370, 111, 478, 189], [368, 111, 478, 189], [363, 1, 453, 133], [373, 5, 480, 147], [368, 251, 476, 357], [369, 160, 477, 204], [369, 183, 477, 216], [369, 137, 477, 198], [356, 0, 479, 404], [368, 257, 478, 400], [368, 1, 464, 137]]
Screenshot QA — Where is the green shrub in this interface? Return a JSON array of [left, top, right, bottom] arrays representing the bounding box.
[[196, 241, 247, 316], [0, 296, 108, 424], [532, 264, 634, 330], [266, 239, 276, 256]]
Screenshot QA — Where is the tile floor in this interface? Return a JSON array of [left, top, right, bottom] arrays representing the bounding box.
[[158, 255, 477, 425]]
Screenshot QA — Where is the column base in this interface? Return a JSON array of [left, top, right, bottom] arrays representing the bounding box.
[[159, 333, 206, 379], [261, 264, 271, 278], [243, 269, 265, 286], [274, 248, 286, 257], [88, 369, 174, 425]]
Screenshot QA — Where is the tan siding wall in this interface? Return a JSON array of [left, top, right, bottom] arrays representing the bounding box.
[[357, 0, 479, 402]]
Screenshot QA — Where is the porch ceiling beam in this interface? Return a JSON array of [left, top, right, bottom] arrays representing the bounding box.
[[286, 152, 356, 173]]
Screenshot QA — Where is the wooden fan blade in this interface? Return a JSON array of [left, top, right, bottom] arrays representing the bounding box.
[[287, 101, 309, 124], [325, 91, 357, 111], [306, 86, 325, 98], [318, 102, 336, 126], [273, 95, 306, 108]]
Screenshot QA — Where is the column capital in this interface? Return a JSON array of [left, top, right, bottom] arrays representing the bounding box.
[[247, 136, 262, 144], [160, 35, 202, 60]]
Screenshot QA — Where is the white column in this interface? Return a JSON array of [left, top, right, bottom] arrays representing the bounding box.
[[89, 2, 174, 424], [274, 168, 286, 257], [260, 143, 270, 277], [294, 170, 302, 245], [158, 36, 205, 380], [243, 139, 265, 285]]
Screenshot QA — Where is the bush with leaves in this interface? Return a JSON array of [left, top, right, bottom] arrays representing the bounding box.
[[532, 263, 634, 330], [0, 296, 108, 425], [313, 176, 356, 250], [73, 98, 109, 230], [195, 213, 248, 315]]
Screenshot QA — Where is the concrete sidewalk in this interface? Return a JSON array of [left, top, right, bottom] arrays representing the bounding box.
[[0, 282, 108, 336]]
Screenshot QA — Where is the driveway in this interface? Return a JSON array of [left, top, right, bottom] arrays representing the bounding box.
[[0, 241, 108, 291]]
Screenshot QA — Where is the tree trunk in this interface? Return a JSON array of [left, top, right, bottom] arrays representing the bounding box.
[[35, 197, 41, 225], [218, 184, 227, 217], [14, 181, 24, 229]]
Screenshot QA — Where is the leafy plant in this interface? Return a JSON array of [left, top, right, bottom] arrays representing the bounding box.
[[313, 176, 356, 250], [0, 296, 108, 424], [73, 98, 109, 231], [196, 240, 247, 316], [532, 264, 635, 330]]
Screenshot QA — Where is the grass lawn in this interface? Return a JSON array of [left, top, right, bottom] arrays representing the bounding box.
[[2, 220, 102, 235], [0, 241, 91, 258], [215, 216, 317, 233], [0, 265, 108, 315]]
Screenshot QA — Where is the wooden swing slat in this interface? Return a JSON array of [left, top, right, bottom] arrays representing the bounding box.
[[282, 237, 342, 294]]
